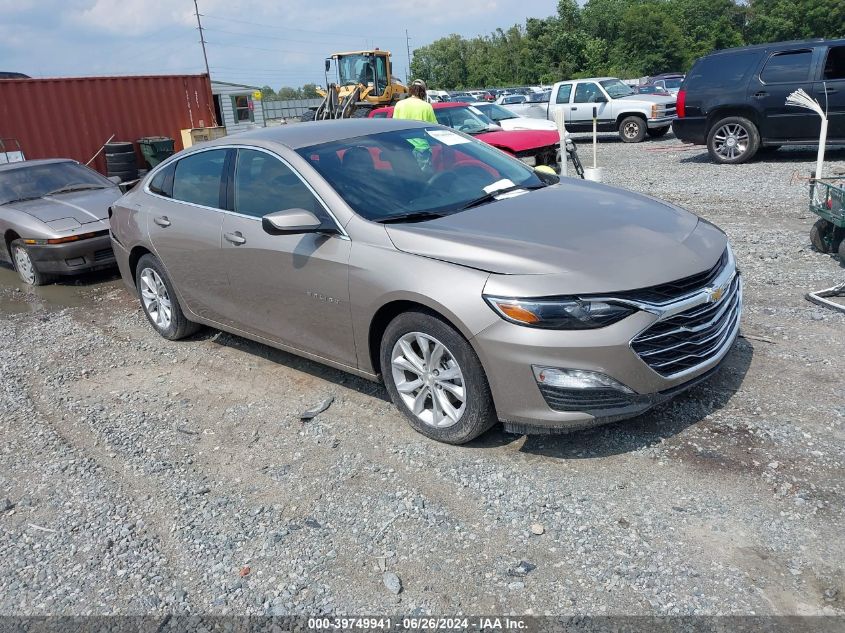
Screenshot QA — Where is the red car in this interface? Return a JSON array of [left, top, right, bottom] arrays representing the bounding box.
[[370, 102, 560, 171]]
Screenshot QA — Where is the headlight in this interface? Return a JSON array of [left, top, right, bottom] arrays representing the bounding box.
[[484, 295, 635, 330], [519, 155, 537, 167]]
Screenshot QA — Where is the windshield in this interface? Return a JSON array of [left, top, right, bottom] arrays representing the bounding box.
[[433, 106, 495, 135], [297, 127, 544, 222], [474, 103, 517, 122], [0, 161, 112, 205], [527, 91, 550, 103], [337, 54, 371, 86], [600, 79, 635, 98]]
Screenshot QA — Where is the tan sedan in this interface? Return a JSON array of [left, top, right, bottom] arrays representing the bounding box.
[[109, 119, 741, 444]]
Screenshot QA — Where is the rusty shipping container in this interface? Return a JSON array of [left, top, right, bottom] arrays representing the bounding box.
[[0, 74, 215, 174]]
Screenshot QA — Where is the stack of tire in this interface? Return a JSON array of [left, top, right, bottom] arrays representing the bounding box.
[[104, 141, 139, 183]]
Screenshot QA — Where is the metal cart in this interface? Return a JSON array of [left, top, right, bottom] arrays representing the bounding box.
[[808, 176, 845, 260]]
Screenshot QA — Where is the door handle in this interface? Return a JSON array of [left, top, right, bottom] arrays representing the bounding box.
[[224, 231, 246, 246], [753, 91, 768, 98], [571, 107, 577, 110], [819, 87, 838, 94], [153, 216, 170, 227]]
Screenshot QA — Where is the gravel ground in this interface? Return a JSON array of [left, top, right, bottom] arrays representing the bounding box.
[[1, 134, 844, 618]]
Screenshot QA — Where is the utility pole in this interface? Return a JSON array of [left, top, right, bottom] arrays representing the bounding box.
[[193, 0, 210, 78], [405, 29, 412, 83]]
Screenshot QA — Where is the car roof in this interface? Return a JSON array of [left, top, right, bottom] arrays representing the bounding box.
[[201, 118, 434, 150], [559, 77, 617, 83], [705, 37, 844, 57], [0, 158, 74, 173]]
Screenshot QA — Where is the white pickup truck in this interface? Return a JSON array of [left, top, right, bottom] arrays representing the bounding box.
[[504, 77, 677, 143]]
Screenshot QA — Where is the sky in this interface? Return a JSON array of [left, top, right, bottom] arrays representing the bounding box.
[[0, 0, 559, 89]]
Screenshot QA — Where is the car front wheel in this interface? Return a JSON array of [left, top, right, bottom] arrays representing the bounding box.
[[707, 116, 760, 164], [135, 254, 200, 340], [380, 311, 497, 444], [11, 240, 50, 286], [619, 116, 647, 143]]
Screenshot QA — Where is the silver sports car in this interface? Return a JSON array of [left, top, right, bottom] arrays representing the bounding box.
[[0, 159, 122, 285]]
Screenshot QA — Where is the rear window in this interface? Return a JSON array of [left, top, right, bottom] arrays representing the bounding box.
[[760, 49, 813, 84], [684, 50, 763, 91]]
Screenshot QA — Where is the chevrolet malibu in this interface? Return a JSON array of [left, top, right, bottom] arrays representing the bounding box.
[[1, 159, 121, 285], [110, 119, 741, 445]]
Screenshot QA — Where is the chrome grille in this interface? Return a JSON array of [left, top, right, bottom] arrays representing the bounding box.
[[613, 249, 728, 305], [632, 274, 741, 377]]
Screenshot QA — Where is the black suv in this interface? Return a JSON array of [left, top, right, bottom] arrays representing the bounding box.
[[673, 39, 845, 164]]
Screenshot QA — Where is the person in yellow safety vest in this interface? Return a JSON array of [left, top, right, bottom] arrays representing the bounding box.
[[393, 79, 437, 124]]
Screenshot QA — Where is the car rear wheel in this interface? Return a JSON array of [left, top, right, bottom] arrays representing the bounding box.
[[135, 254, 200, 340], [707, 116, 759, 164], [618, 116, 647, 143], [11, 240, 50, 286], [380, 311, 497, 444]]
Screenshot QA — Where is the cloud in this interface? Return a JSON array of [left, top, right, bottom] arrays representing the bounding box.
[[71, 0, 195, 35]]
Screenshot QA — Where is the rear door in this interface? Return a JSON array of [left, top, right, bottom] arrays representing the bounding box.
[[218, 147, 355, 366], [753, 48, 819, 141], [146, 148, 231, 322], [816, 43, 845, 139]]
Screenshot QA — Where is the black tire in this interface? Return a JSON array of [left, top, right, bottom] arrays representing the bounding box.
[[647, 126, 670, 138], [380, 310, 497, 444], [810, 218, 837, 253], [135, 254, 200, 340], [618, 116, 647, 143], [300, 109, 316, 122], [105, 153, 137, 165], [839, 238, 845, 263], [706, 116, 760, 164], [10, 239, 51, 286], [104, 142, 134, 154]]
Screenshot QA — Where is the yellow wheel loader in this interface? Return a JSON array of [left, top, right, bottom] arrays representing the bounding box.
[[302, 50, 408, 121]]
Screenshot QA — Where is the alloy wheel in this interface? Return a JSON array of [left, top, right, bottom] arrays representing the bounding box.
[[139, 268, 172, 330], [623, 121, 641, 139], [13, 245, 36, 285], [712, 123, 749, 160], [390, 332, 466, 428]]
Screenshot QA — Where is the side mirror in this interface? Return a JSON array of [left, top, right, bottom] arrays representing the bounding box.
[[594, 95, 608, 103], [325, 59, 331, 72], [262, 208, 327, 235]]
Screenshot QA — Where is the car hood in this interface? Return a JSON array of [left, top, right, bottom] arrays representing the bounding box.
[[617, 94, 675, 105], [499, 118, 559, 132], [474, 129, 560, 152], [7, 188, 121, 228], [385, 180, 727, 294]]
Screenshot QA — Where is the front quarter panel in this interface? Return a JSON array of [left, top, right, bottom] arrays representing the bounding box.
[[346, 216, 496, 375]]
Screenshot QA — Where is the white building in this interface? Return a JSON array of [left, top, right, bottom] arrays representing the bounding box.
[[210, 80, 266, 133]]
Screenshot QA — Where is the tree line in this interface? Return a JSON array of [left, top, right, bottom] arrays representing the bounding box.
[[410, 0, 845, 89], [260, 84, 321, 101]]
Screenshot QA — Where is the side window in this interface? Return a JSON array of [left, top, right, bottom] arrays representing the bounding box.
[[760, 50, 813, 84], [555, 85, 572, 104], [574, 83, 602, 103], [172, 149, 228, 208], [823, 46, 845, 80], [148, 163, 174, 198], [234, 149, 325, 220]]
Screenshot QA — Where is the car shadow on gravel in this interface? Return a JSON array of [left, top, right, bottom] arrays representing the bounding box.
[[204, 330, 392, 402], [679, 146, 845, 165], [468, 336, 754, 459]]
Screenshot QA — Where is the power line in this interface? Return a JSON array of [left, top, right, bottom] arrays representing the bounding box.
[[202, 26, 366, 48], [202, 13, 407, 41]]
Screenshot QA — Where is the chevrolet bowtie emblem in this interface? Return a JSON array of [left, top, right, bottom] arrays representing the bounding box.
[[708, 286, 725, 303]]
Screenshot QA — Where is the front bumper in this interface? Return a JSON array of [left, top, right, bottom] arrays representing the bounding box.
[[647, 116, 676, 129], [472, 272, 742, 432], [26, 234, 116, 275]]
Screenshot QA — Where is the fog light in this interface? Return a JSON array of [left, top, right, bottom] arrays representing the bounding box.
[[65, 257, 85, 267], [532, 366, 634, 393]]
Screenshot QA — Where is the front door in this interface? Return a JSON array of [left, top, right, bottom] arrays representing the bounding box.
[[219, 148, 355, 366], [817, 44, 845, 139], [568, 82, 611, 132], [146, 148, 231, 322], [753, 48, 819, 141], [550, 83, 572, 128]]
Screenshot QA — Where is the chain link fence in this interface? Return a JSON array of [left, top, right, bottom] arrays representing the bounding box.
[[262, 98, 322, 122]]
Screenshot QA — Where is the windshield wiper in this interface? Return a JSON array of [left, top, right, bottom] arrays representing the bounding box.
[[458, 183, 546, 211], [46, 184, 108, 196], [378, 211, 449, 224], [0, 195, 44, 205]]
